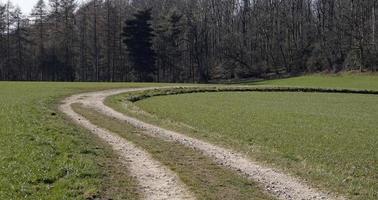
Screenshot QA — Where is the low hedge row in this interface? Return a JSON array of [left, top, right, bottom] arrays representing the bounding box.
[[125, 86, 378, 103]]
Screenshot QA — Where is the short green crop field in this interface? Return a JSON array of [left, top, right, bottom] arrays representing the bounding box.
[[250, 73, 378, 90], [2, 73, 377, 199], [134, 91, 378, 199], [72, 104, 272, 200], [0, 82, 165, 199]]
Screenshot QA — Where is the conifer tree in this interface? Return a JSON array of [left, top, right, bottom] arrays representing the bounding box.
[[123, 8, 156, 82]]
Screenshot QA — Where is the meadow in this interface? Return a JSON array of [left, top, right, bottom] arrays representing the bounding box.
[[72, 104, 272, 200], [0, 82, 163, 199], [107, 75, 378, 200], [1, 74, 377, 199], [250, 73, 378, 90]]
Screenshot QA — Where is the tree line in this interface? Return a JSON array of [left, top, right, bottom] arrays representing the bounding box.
[[0, 0, 377, 82]]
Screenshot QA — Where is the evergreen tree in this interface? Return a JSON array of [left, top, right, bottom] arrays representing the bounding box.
[[123, 8, 156, 82]]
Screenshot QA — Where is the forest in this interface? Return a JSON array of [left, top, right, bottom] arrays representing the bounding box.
[[0, 0, 377, 82]]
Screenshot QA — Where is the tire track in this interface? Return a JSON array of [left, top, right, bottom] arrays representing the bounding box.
[[78, 87, 345, 200], [60, 89, 195, 200]]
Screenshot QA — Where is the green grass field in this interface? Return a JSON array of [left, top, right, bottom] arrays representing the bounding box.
[[113, 76, 378, 200], [250, 73, 378, 90], [0, 82, 164, 199], [1, 74, 377, 199], [72, 104, 272, 200]]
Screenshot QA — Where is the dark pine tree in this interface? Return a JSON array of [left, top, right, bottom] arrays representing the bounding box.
[[123, 8, 156, 82]]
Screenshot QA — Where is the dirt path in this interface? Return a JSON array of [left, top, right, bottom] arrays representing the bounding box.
[[60, 89, 195, 200], [73, 87, 346, 200]]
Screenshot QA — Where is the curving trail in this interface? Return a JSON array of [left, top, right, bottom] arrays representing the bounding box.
[[61, 87, 346, 200], [59, 88, 195, 200]]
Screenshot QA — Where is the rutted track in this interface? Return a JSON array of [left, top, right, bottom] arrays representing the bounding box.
[[59, 86, 359, 200], [60, 88, 195, 200]]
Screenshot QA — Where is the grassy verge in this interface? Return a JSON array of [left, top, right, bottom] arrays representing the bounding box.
[[124, 87, 377, 103], [71, 126, 140, 200], [0, 82, 165, 199], [107, 88, 378, 200], [248, 73, 378, 90], [72, 104, 274, 200]]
